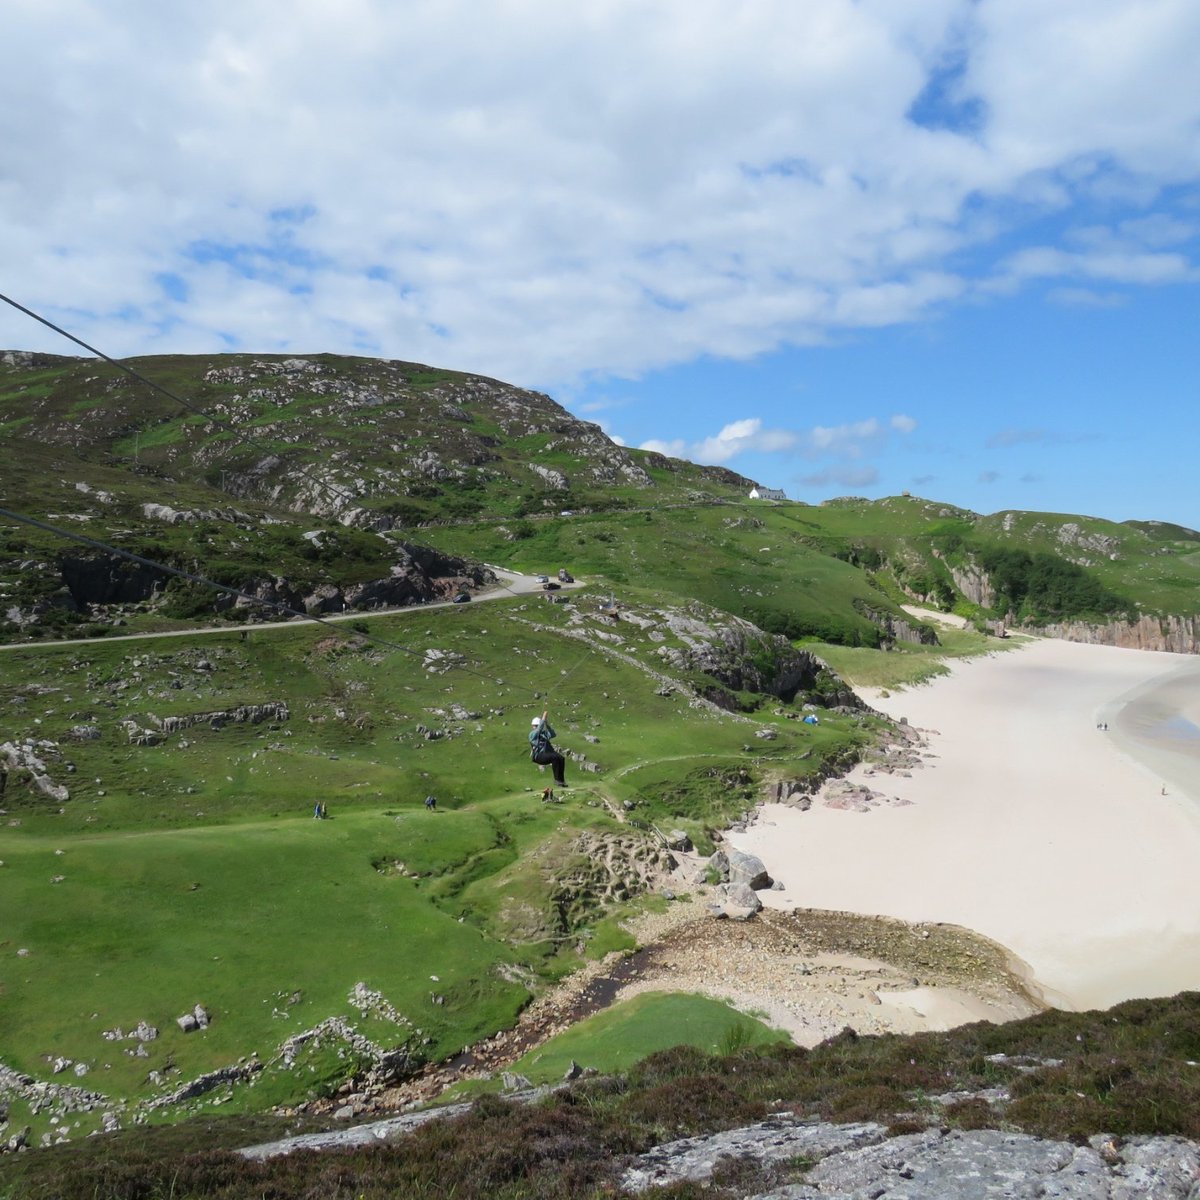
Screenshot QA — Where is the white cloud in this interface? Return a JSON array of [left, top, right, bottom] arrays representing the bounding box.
[[640, 417, 797, 464], [639, 438, 690, 458], [808, 418, 882, 456], [1045, 287, 1126, 309], [639, 411, 914, 466], [986, 427, 1096, 449], [796, 465, 881, 488], [805, 414, 917, 458], [1, 1, 1198, 388]]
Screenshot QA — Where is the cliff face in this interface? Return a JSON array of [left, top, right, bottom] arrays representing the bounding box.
[[855, 603, 939, 647], [947, 562, 995, 608], [1031, 613, 1200, 654]]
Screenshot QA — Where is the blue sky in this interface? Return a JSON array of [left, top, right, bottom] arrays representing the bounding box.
[[3, 1, 1199, 527]]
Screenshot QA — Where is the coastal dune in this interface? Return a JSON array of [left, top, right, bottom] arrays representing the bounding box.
[[728, 637, 1200, 1012]]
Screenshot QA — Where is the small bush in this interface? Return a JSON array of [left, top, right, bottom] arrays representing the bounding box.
[[944, 1097, 996, 1130]]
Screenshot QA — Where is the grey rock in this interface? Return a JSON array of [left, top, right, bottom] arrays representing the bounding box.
[[626, 1122, 1200, 1198], [722, 882, 763, 919], [237, 1102, 474, 1160], [727, 849, 771, 890], [622, 1116, 886, 1192], [781, 1128, 1200, 1199], [4, 1125, 31, 1153]]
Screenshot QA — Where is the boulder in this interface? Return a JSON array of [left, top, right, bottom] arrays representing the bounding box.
[[721, 883, 762, 920], [726, 849, 770, 890]]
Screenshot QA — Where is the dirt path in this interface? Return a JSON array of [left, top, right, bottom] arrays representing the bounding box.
[[0, 570, 561, 652]]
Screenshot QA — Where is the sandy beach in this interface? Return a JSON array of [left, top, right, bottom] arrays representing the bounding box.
[[728, 637, 1200, 1012]]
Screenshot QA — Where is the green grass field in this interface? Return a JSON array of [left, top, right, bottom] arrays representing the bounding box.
[[0, 587, 872, 1137], [507, 991, 789, 1085]]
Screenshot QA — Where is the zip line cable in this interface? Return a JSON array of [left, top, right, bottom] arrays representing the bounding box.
[[0, 289, 363, 516], [0, 289, 547, 611], [0, 291, 596, 699]]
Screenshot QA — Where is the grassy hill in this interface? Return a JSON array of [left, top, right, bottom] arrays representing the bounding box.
[[4, 349, 1200, 1176], [0, 581, 874, 1142], [7, 351, 1200, 649]]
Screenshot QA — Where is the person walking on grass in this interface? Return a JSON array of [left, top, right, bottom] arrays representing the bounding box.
[[529, 710, 567, 789]]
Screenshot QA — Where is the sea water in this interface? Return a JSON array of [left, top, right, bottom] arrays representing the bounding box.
[[1108, 659, 1200, 803]]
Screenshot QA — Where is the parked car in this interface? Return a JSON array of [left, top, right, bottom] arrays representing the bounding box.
[[557, 569, 574, 583], [542, 581, 561, 591], [535, 574, 550, 583], [453, 592, 471, 603], [560, 510, 574, 517]]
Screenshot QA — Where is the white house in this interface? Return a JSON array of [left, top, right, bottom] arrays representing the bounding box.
[[748, 486, 786, 500]]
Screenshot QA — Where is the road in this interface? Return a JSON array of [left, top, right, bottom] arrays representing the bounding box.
[[0, 569, 574, 652]]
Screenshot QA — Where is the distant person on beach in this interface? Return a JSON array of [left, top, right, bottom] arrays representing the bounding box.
[[529, 710, 567, 789]]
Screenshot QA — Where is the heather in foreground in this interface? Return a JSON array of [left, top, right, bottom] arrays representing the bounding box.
[[5, 991, 1199, 1199]]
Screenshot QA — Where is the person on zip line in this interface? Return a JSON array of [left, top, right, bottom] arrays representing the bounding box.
[[529, 709, 567, 790]]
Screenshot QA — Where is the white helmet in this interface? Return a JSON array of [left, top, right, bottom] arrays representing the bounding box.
[[531, 716, 542, 726]]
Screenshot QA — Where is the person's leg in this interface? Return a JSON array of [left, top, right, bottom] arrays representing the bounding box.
[[534, 746, 567, 786]]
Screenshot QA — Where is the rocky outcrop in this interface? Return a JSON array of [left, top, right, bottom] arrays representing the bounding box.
[[707, 849, 773, 918], [0, 1062, 113, 1121], [1033, 613, 1200, 654], [0, 350, 80, 371], [146, 1061, 263, 1109], [656, 611, 857, 706], [59, 553, 165, 607], [713, 881, 763, 919], [1055, 521, 1122, 562], [530, 463, 569, 490], [141, 503, 251, 526], [153, 702, 289, 734], [621, 1121, 1200, 1196], [947, 560, 996, 608], [212, 545, 493, 618], [854, 603, 939, 647], [1, 739, 70, 802], [622, 1116, 886, 1191]]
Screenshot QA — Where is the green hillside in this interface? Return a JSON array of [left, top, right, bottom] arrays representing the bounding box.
[[0, 581, 873, 1139], [5, 348, 1200, 1160]]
